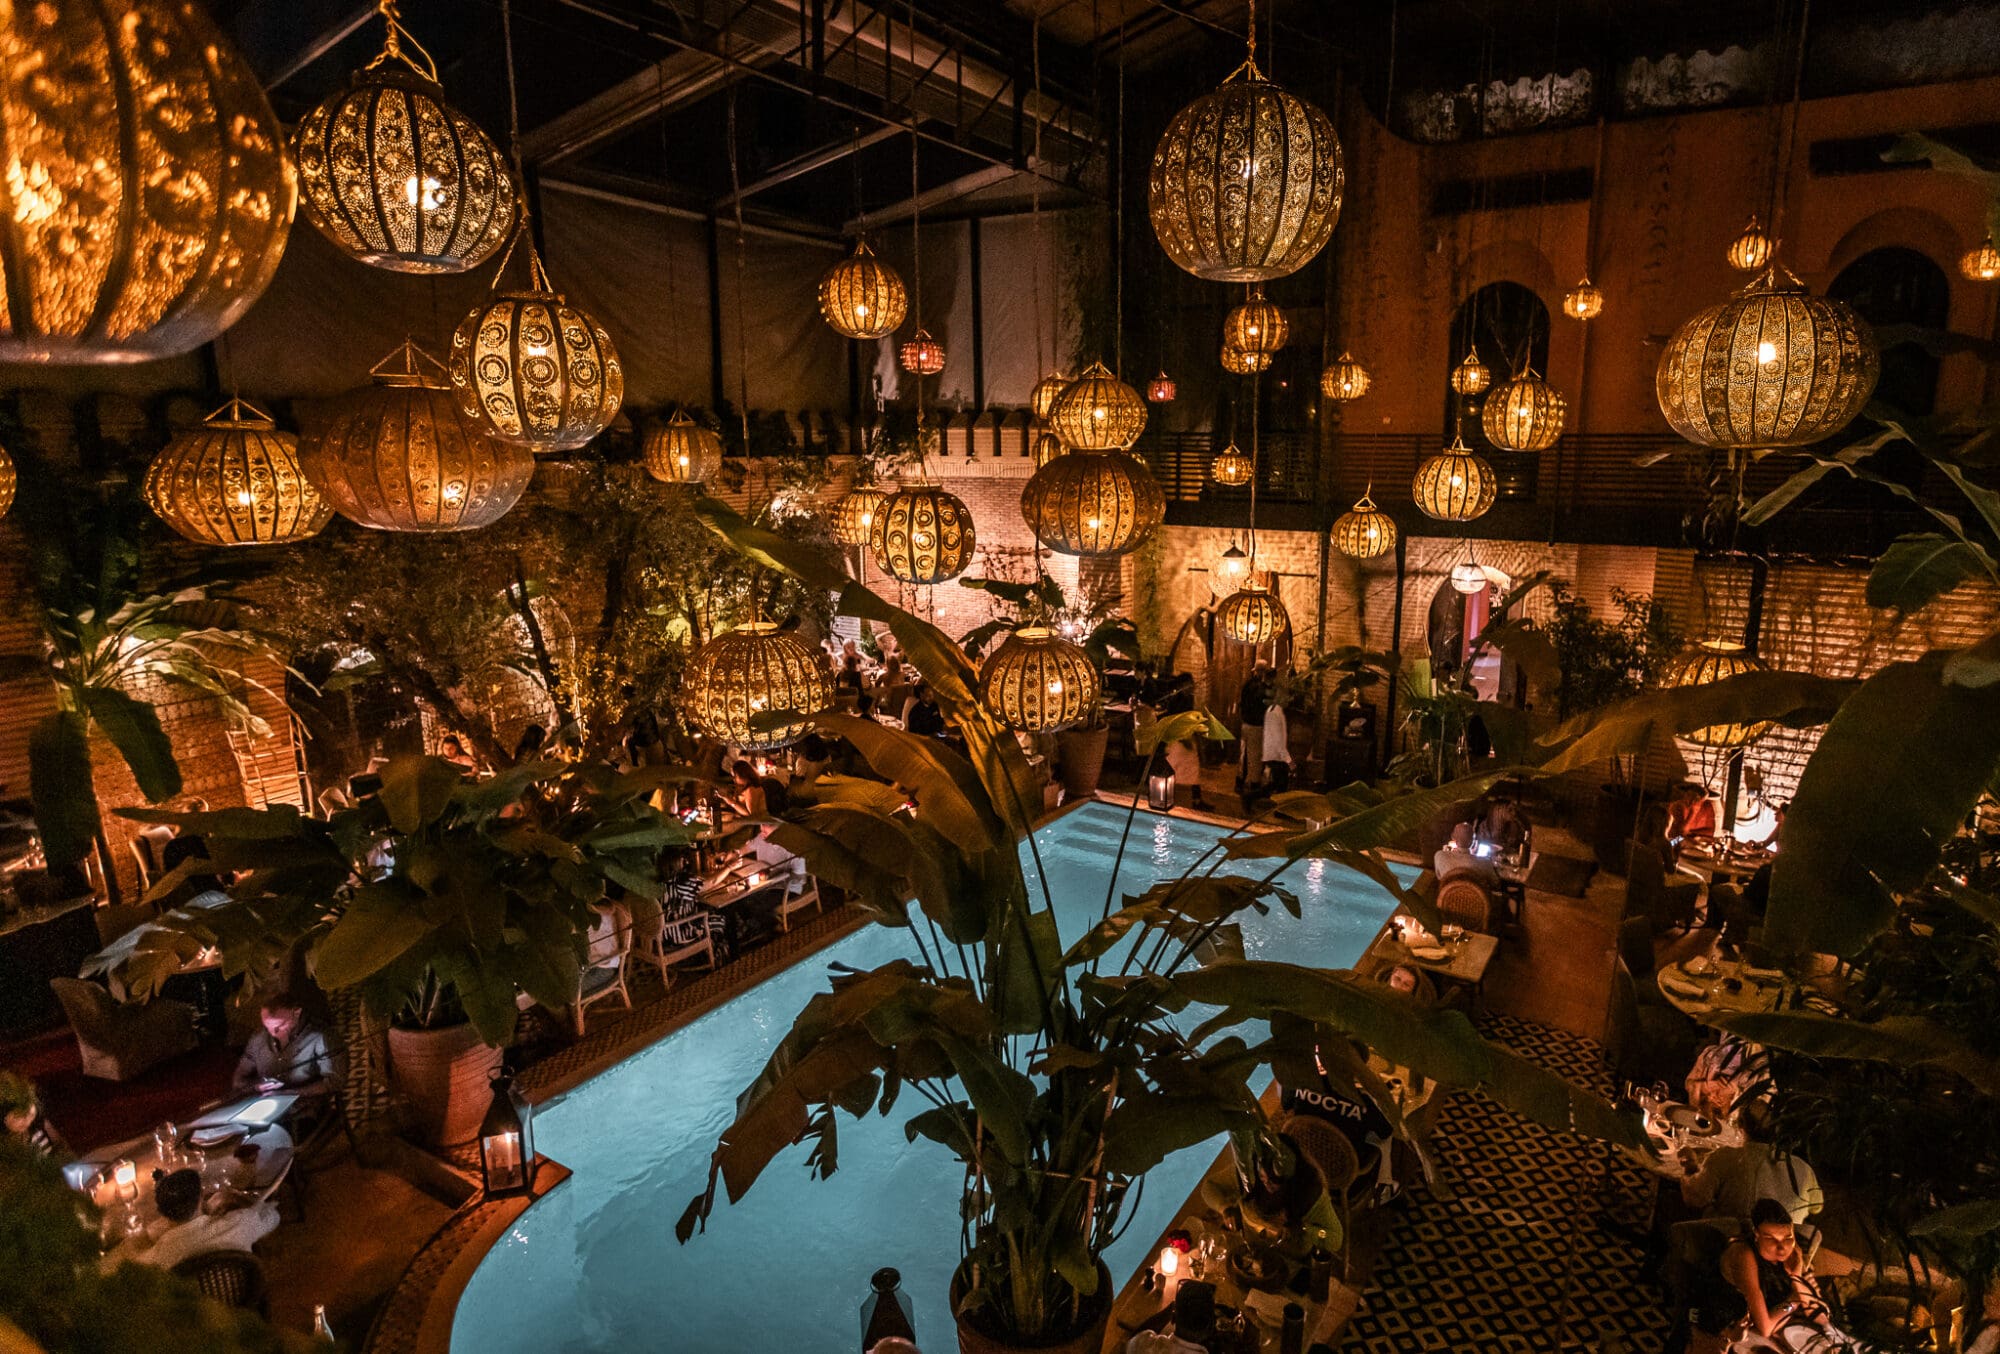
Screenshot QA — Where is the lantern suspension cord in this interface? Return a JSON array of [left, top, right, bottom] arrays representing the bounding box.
[[1771, 0, 1813, 248], [1756, 0, 1792, 231], [502, 0, 522, 174], [1029, 13, 1046, 379], [367, 0, 439, 80], [909, 125, 927, 433], [1113, 27, 1125, 377], [727, 89, 753, 460]]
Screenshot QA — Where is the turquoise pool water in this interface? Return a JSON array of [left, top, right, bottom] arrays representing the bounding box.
[[451, 803, 1402, 1353]]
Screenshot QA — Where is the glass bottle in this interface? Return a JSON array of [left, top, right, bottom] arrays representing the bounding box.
[[312, 1305, 336, 1343], [1279, 1302, 1307, 1354], [859, 1266, 915, 1351]]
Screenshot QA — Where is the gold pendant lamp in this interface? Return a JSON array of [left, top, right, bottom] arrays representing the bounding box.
[[1562, 277, 1604, 321], [1020, 450, 1165, 558], [1221, 344, 1272, 375], [449, 228, 623, 451], [1727, 216, 1775, 272], [1223, 289, 1289, 357], [871, 483, 976, 584], [0, 0, 295, 364], [1031, 372, 1072, 422], [294, 1, 518, 274], [1208, 541, 1252, 597], [1210, 443, 1253, 487], [1331, 489, 1396, 559], [686, 621, 834, 752], [1483, 369, 1568, 452], [1049, 361, 1148, 452], [0, 445, 17, 517], [1449, 349, 1492, 396], [899, 328, 946, 376], [144, 399, 333, 547], [1656, 264, 1878, 451], [643, 410, 723, 485], [1034, 432, 1069, 468], [302, 340, 535, 532], [818, 241, 908, 339], [1961, 236, 2000, 283], [980, 627, 1099, 732], [1216, 581, 1288, 646], [1412, 437, 1496, 522], [1147, 371, 1178, 403], [1663, 640, 1772, 748], [832, 486, 887, 546], [1320, 353, 1371, 401], [1148, 4, 1342, 282]]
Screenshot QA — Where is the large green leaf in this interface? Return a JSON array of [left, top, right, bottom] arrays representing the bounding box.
[[817, 715, 1005, 852], [1714, 1011, 2000, 1099], [376, 756, 466, 835], [1224, 768, 1522, 860], [1767, 653, 2000, 956], [1134, 706, 1234, 755], [1867, 536, 1995, 614], [310, 883, 435, 990], [27, 710, 98, 866], [1100, 1089, 1265, 1176], [1537, 671, 1855, 774], [79, 686, 179, 803]]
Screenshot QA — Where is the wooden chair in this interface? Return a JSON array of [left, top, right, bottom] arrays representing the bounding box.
[[1434, 873, 1498, 935], [1604, 957, 1700, 1090], [173, 1250, 268, 1316], [630, 892, 715, 986], [1279, 1111, 1364, 1277], [571, 904, 634, 1036], [778, 879, 822, 933]]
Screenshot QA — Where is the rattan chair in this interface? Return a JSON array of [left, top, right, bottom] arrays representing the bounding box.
[[778, 879, 823, 933], [1434, 873, 1498, 935], [173, 1250, 268, 1316], [572, 904, 635, 1035], [1279, 1112, 1364, 1277]]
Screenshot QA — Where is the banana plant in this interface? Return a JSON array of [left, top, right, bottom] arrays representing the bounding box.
[[0, 489, 284, 901], [676, 498, 1645, 1347]]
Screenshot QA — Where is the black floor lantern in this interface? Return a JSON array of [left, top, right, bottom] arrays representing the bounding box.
[[479, 1072, 536, 1197]]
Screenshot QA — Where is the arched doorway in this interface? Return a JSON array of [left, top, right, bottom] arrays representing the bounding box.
[[1828, 246, 1949, 415], [1444, 281, 1552, 454]]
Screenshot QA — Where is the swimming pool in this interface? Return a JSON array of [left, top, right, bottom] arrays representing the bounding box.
[[451, 802, 1403, 1354]]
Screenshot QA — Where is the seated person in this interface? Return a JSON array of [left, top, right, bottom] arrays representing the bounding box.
[[233, 997, 340, 1100], [790, 734, 834, 790], [1718, 1199, 1854, 1351], [720, 760, 769, 818], [1686, 1032, 1772, 1119], [438, 735, 478, 773], [1475, 796, 1529, 857], [1668, 781, 1718, 845], [741, 824, 808, 892], [0, 1071, 67, 1158], [1683, 1101, 1822, 1227], [1380, 964, 1428, 1001], [835, 655, 867, 696], [904, 683, 947, 738], [1432, 823, 1499, 883], [1279, 1042, 1398, 1197]]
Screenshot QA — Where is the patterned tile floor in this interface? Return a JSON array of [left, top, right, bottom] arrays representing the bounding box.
[[1339, 1013, 1666, 1354]]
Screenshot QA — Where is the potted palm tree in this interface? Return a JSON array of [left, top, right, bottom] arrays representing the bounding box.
[[112, 756, 691, 1145], [680, 501, 1645, 1353]]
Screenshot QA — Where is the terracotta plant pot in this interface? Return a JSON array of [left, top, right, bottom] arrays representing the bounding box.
[[387, 1021, 503, 1147], [951, 1260, 1114, 1354], [1056, 726, 1110, 801]]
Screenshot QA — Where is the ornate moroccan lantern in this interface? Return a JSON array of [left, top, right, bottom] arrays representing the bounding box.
[[1727, 215, 1775, 273], [1149, 54, 1343, 283], [1021, 451, 1165, 557], [642, 410, 722, 485], [1208, 541, 1253, 597], [685, 621, 833, 752], [979, 627, 1099, 732], [899, 328, 946, 376], [143, 399, 333, 547], [301, 340, 534, 532], [1223, 289, 1289, 356], [449, 238, 622, 451], [832, 486, 887, 546], [1210, 443, 1253, 486], [1331, 490, 1395, 559], [1147, 371, 1178, 403], [1656, 265, 1878, 451], [294, 7, 517, 274], [1049, 362, 1148, 452], [1220, 344, 1272, 375], [0, 0, 295, 364], [818, 241, 907, 339], [1412, 438, 1496, 522], [1663, 639, 1772, 748], [1031, 371, 1071, 422], [0, 446, 12, 517], [1216, 581, 1289, 645], [1483, 369, 1568, 452], [1449, 557, 1489, 595], [1035, 432, 1068, 468], [1562, 277, 1604, 321], [1961, 236, 2000, 283], [1449, 349, 1492, 397], [870, 483, 976, 584], [1320, 353, 1370, 401]]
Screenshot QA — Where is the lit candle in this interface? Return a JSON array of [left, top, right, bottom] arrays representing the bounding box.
[[1156, 1245, 1182, 1305], [113, 1159, 138, 1202], [486, 1131, 521, 1177]]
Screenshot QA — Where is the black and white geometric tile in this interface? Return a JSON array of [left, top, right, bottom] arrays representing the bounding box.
[[1339, 1013, 1667, 1354]]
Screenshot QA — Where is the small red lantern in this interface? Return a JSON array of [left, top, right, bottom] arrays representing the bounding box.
[[1147, 370, 1177, 403], [899, 328, 946, 376]]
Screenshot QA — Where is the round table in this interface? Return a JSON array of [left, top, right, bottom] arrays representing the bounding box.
[[98, 1122, 293, 1272], [1655, 958, 1790, 1021]]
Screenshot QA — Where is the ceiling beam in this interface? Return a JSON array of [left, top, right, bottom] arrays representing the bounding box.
[[846, 160, 1043, 230], [714, 123, 903, 209], [259, 2, 376, 90]]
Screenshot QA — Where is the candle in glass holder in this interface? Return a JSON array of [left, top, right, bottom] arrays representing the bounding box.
[[113, 1159, 138, 1202], [1156, 1244, 1183, 1305]]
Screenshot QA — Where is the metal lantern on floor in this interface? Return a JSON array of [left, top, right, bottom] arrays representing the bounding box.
[[1331, 490, 1396, 559], [1412, 438, 1496, 522], [899, 328, 946, 376], [1049, 362, 1148, 452], [686, 621, 833, 751], [1149, 60, 1343, 283], [479, 1074, 536, 1198], [0, 446, 13, 518], [1483, 369, 1567, 452], [1035, 432, 1068, 468], [1961, 236, 2000, 283], [1223, 289, 1289, 356], [1663, 639, 1772, 748], [979, 627, 1099, 732], [0, 0, 295, 363], [1216, 581, 1289, 645], [1021, 451, 1165, 557], [1147, 371, 1178, 403], [1656, 265, 1878, 451], [449, 241, 623, 451], [643, 410, 723, 485], [294, 10, 517, 274], [143, 399, 333, 547], [832, 486, 887, 545], [1562, 277, 1604, 321], [1320, 353, 1370, 401], [818, 241, 908, 339], [1210, 443, 1253, 487], [1031, 371, 1071, 422], [1147, 765, 1177, 811], [301, 340, 534, 532], [1220, 344, 1271, 375], [1449, 349, 1492, 397], [870, 483, 976, 584], [1727, 215, 1775, 272]]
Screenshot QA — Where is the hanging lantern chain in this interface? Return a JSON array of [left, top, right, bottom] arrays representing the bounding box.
[[366, 0, 440, 80], [1770, 0, 1814, 244], [1114, 27, 1125, 377], [1030, 12, 1045, 383], [728, 89, 753, 458], [501, 0, 524, 177]]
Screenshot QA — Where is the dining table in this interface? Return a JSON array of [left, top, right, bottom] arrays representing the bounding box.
[[1628, 1087, 1748, 1182], [83, 1104, 295, 1272], [1368, 921, 1499, 998], [1655, 955, 1792, 1021], [1676, 837, 1772, 886]]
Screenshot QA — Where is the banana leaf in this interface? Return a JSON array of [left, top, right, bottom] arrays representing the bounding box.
[[27, 711, 97, 866], [1537, 671, 1855, 773], [1714, 1011, 2000, 1099], [1867, 536, 1996, 614]]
